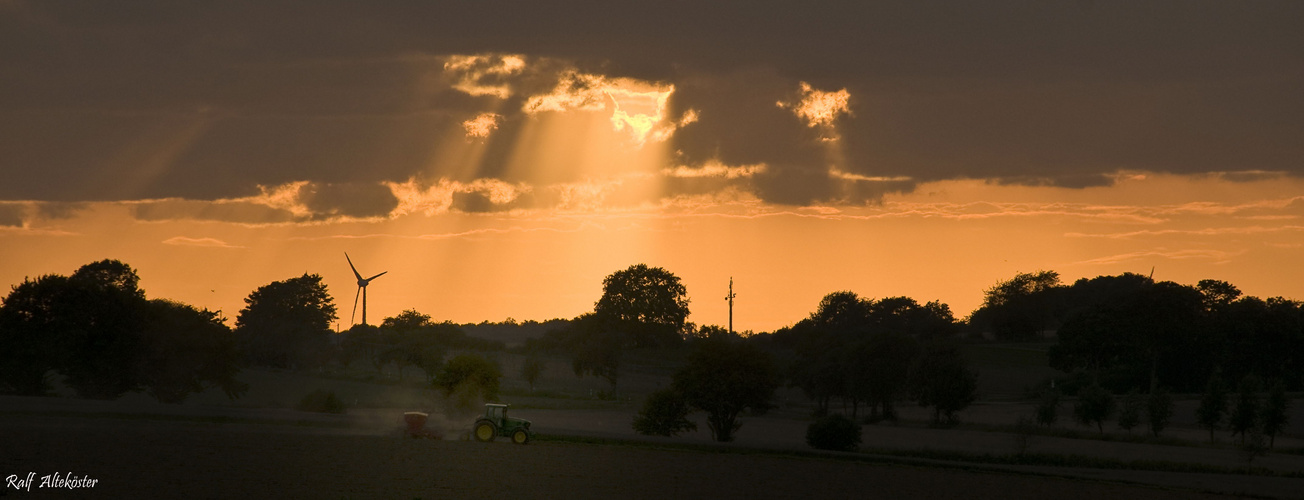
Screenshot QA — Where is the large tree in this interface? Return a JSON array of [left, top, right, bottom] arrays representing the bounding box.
[[60, 260, 151, 399], [0, 275, 75, 395], [235, 273, 337, 369], [674, 337, 780, 442], [569, 313, 623, 389], [1049, 280, 1204, 392], [593, 264, 690, 348], [909, 345, 978, 425], [138, 300, 246, 403], [969, 270, 1062, 340], [844, 331, 920, 421]]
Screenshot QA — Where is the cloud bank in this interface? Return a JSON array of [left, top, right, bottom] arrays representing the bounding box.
[[2, 1, 1301, 218]]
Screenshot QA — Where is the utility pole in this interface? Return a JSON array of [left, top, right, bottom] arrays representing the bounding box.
[[725, 277, 737, 335]]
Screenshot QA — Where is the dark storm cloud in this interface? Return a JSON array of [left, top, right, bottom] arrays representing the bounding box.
[[299, 182, 399, 219], [2, 0, 1301, 206], [448, 189, 539, 214], [0, 204, 24, 227]]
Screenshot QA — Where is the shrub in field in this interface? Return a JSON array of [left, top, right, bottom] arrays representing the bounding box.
[[1117, 389, 1143, 432], [297, 390, 346, 414], [1240, 426, 1269, 464], [1196, 369, 1228, 443], [909, 345, 977, 426], [1147, 386, 1174, 437], [435, 354, 502, 409], [1262, 380, 1290, 448], [1073, 383, 1115, 435], [674, 337, 780, 442], [632, 388, 697, 437], [521, 356, 544, 391], [1035, 389, 1061, 426], [806, 414, 862, 452], [1229, 375, 1263, 444]]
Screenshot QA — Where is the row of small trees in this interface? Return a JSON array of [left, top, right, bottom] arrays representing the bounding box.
[[1034, 372, 1291, 450], [1036, 385, 1175, 437], [1196, 371, 1291, 448]]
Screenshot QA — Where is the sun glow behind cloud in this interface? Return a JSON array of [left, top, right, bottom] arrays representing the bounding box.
[[779, 82, 851, 141], [462, 113, 502, 139], [443, 54, 526, 98]]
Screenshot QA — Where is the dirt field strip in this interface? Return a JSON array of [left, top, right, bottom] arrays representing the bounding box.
[[0, 411, 1248, 500]]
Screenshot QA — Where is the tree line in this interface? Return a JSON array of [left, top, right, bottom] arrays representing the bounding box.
[[968, 270, 1304, 393], [0, 259, 509, 404], [0, 260, 245, 402], [4, 259, 1298, 445]]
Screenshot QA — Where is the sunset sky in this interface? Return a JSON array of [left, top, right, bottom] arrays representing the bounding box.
[[2, 1, 1302, 332]]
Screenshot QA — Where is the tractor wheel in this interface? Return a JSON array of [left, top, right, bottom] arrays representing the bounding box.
[[511, 429, 529, 445], [473, 421, 497, 442]]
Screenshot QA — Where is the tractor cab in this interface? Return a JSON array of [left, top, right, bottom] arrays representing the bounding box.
[[473, 403, 535, 444]]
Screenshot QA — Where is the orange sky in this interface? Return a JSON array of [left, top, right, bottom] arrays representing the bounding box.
[[4, 173, 1302, 333]]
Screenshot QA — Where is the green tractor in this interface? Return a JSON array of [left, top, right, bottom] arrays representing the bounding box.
[[472, 403, 535, 444]]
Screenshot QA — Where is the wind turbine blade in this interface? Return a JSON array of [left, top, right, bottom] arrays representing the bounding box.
[[345, 253, 363, 281], [366, 271, 388, 282], [351, 286, 361, 325]]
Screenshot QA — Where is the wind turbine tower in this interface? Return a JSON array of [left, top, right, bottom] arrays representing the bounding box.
[[346, 253, 387, 326], [725, 277, 737, 335]]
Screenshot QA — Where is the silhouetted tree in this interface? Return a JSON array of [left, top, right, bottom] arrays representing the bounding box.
[[593, 264, 690, 348], [435, 354, 501, 409], [339, 324, 385, 373], [969, 270, 1062, 340], [1074, 383, 1116, 435], [1196, 369, 1229, 443], [60, 260, 150, 399], [845, 331, 919, 421], [674, 337, 780, 442], [380, 309, 443, 382], [1036, 389, 1061, 426], [1212, 296, 1304, 389], [809, 291, 872, 334], [521, 356, 544, 391], [0, 275, 73, 395], [1, 259, 245, 402], [1229, 375, 1263, 444], [1050, 280, 1203, 392], [632, 387, 697, 437], [569, 313, 622, 389], [806, 413, 862, 451], [1117, 389, 1143, 433], [235, 273, 337, 369], [1261, 380, 1290, 448], [1147, 386, 1174, 438], [138, 300, 246, 403], [909, 345, 977, 425], [1197, 279, 1242, 312]]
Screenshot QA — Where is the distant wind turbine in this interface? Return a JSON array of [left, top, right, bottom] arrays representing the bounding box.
[[346, 253, 387, 326]]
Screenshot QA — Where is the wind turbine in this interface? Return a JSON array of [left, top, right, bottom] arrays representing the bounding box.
[[346, 253, 387, 326]]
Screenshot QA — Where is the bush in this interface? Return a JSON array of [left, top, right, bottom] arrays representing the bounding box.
[[806, 414, 862, 452], [434, 354, 502, 409], [1035, 389, 1061, 426], [632, 388, 697, 437], [296, 390, 346, 414], [1074, 383, 1115, 435], [1147, 386, 1174, 437], [1117, 389, 1142, 432]]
